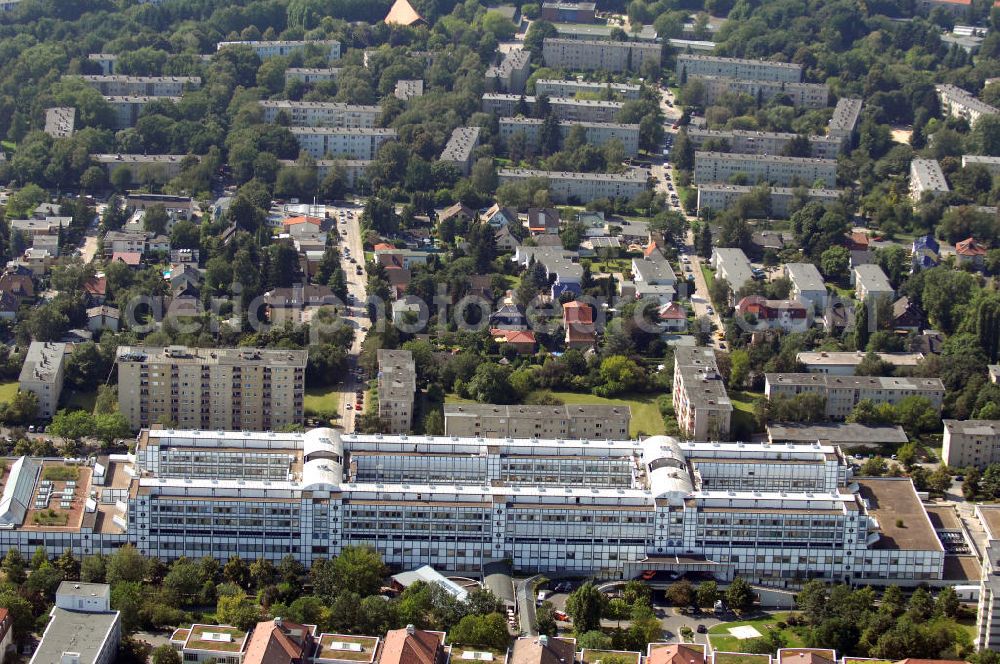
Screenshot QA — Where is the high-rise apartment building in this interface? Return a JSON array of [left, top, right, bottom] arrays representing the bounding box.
[[377, 349, 416, 434], [116, 345, 307, 431]]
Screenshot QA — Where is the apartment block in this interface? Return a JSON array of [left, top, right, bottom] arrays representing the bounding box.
[[18, 341, 68, 419], [710, 247, 754, 298], [672, 346, 732, 440], [0, 426, 948, 587], [394, 79, 424, 100], [105, 95, 181, 128], [485, 48, 532, 94], [785, 262, 828, 311], [535, 78, 643, 100], [43, 107, 75, 138], [691, 76, 829, 109], [554, 23, 658, 41], [290, 127, 397, 159], [852, 263, 894, 302], [499, 117, 640, 156], [378, 349, 416, 434], [88, 53, 117, 74], [542, 38, 662, 73], [259, 100, 381, 128], [764, 373, 946, 419], [962, 154, 1000, 175], [943, 419, 1000, 468], [284, 67, 341, 84], [444, 403, 631, 439], [909, 158, 949, 201], [217, 39, 341, 61], [696, 184, 840, 218], [497, 167, 649, 203], [439, 126, 481, 176], [30, 582, 120, 664], [278, 158, 371, 190], [828, 97, 863, 143], [676, 54, 803, 82], [936, 83, 999, 126], [92, 154, 192, 180], [115, 345, 307, 431], [694, 151, 838, 187], [687, 127, 844, 159], [72, 74, 200, 96], [482, 93, 623, 122]]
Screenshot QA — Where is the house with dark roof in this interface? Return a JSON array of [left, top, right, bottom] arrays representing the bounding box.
[[528, 208, 561, 235], [736, 295, 810, 332], [439, 202, 474, 226], [911, 234, 940, 270], [893, 296, 924, 332], [484, 204, 519, 228]]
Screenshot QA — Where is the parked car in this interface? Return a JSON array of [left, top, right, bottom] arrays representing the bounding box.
[[697, 624, 707, 634]]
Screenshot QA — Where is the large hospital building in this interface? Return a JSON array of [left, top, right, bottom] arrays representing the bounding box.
[[0, 427, 945, 587]]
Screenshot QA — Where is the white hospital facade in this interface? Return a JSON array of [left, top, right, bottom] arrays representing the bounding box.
[[0, 428, 946, 587]]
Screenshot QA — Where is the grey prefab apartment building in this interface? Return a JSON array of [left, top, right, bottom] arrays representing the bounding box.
[[694, 151, 838, 188], [444, 403, 631, 439], [686, 127, 844, 160], [690, 76, 829, 109], [482, 93, 624, 122], [676, 54, 803, 82], [499, 117, 640, 157], [696, 184, 840, 218], [497, 168, 649, 203], [542, 38, 662, 73], [534, 78, 643, 100]]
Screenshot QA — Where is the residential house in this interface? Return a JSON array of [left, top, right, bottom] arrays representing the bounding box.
[[563, 300, 596, 349], [492, 329, 536, 354], [483, 204, 518, 228], [736, 295, 810, 332], [379, 627, 448, 664], [495, 225, 521, 252], [956, 237, 988, 268], [111, 251, 142, 268], [87, 306, 121, 333], [710, 248, 754, 302], [243, 618, 315, 664], [490, 303, 528, 330], [391, 296, 424, 326], [0, 270, 35, 303], [893, 296, 924, 332], [282, 215, 325, 237], [657, 302, 688, 333], [438, 203, 474, 227], [375, 246, 430, 270], [386, 268, 412, 299], [631, 250, 678, 304], [785, 262, 828, 312], [264, 284, 338, 326], [912, 234, 940, 270], [528, 208, 561, 235]]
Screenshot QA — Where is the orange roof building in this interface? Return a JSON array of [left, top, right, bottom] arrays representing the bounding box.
[[283, 215, 322, 228], [243, 618, 315, 664], [647, 644, 706, 664], [385, 0, 427, 26], [956, 237, 987, 257], [379, 626, 448, 664], [491, 329, 537, 353], [563, 300, 596, 349]]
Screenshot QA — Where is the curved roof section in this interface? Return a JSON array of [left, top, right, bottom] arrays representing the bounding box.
[[0, 457, 40, 528], [641, 436, 694, 498]]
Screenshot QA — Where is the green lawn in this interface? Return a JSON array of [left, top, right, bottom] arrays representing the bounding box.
[[708, 612, 805, 652], [63, 390, 96, 414], [0, 382, 18, 405], [729, 390, 764, 435], [446, 391, 666, 437], [701, 265, 715, 289], [714, 654, 772, 664], [305, 386, 342, 420]]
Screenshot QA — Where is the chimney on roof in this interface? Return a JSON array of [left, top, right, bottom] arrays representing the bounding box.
[[539, 635, 548, 646], [275, 616, 283, 627], [406, 624, 416, 635]]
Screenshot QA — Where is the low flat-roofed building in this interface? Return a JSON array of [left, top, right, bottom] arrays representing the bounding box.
[[542, 38, 661, 73], [796, 351, 926, 376], [485, 48, 532, 93], [444, 403, 631, 439], [18, 341, 67, 419], [696, 184, 840, 218], [314, 633, 381, 664], [499, 117, 640, 157], [695, 151, 838, 188], [498, 167, 649, 203], [439, 126, 481, 176], [673, 346, 732, 440], [44, 107, 75, 138], [767, 422, 909, 447], [765, 373, 946, 419], [676, 53, 802, 82], [534, 78, 643, 100], [910, 158, 949, 201], [943, 419, 1000, 468], [30, 582, 121, 664], [170, 623, 249, 663], [541, 0, 596, 22], [962, 154, 1000, 175]]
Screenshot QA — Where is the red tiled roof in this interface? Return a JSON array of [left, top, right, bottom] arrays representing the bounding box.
[[243, 619, 313, 664], [492, 329, 536, 345], [644, 242, 659, 257], [380, 628, 446, 664], [112, 251, 141, 266], [648, 645, 705, 664], [283, 215, 322, 227], [374, 243, 396, 251], [84, 276, 107, 296], [563, 300, 593, 324], [658, 302, 686, 320], [956, 237, 987, 256]]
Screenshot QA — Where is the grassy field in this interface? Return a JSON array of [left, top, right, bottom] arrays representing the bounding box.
[[63, 390, 96, 414], [0, 382, 17, 404], [708, 612, 805, 652], [729, 391, 764, 435], [714, 654, 772, 664], [305, 386, 341, 420], [701, 265, 715, 289], [447, 391, 666, 437]]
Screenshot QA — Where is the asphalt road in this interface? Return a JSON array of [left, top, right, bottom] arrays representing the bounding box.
[[332, 203, 369, 433]]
